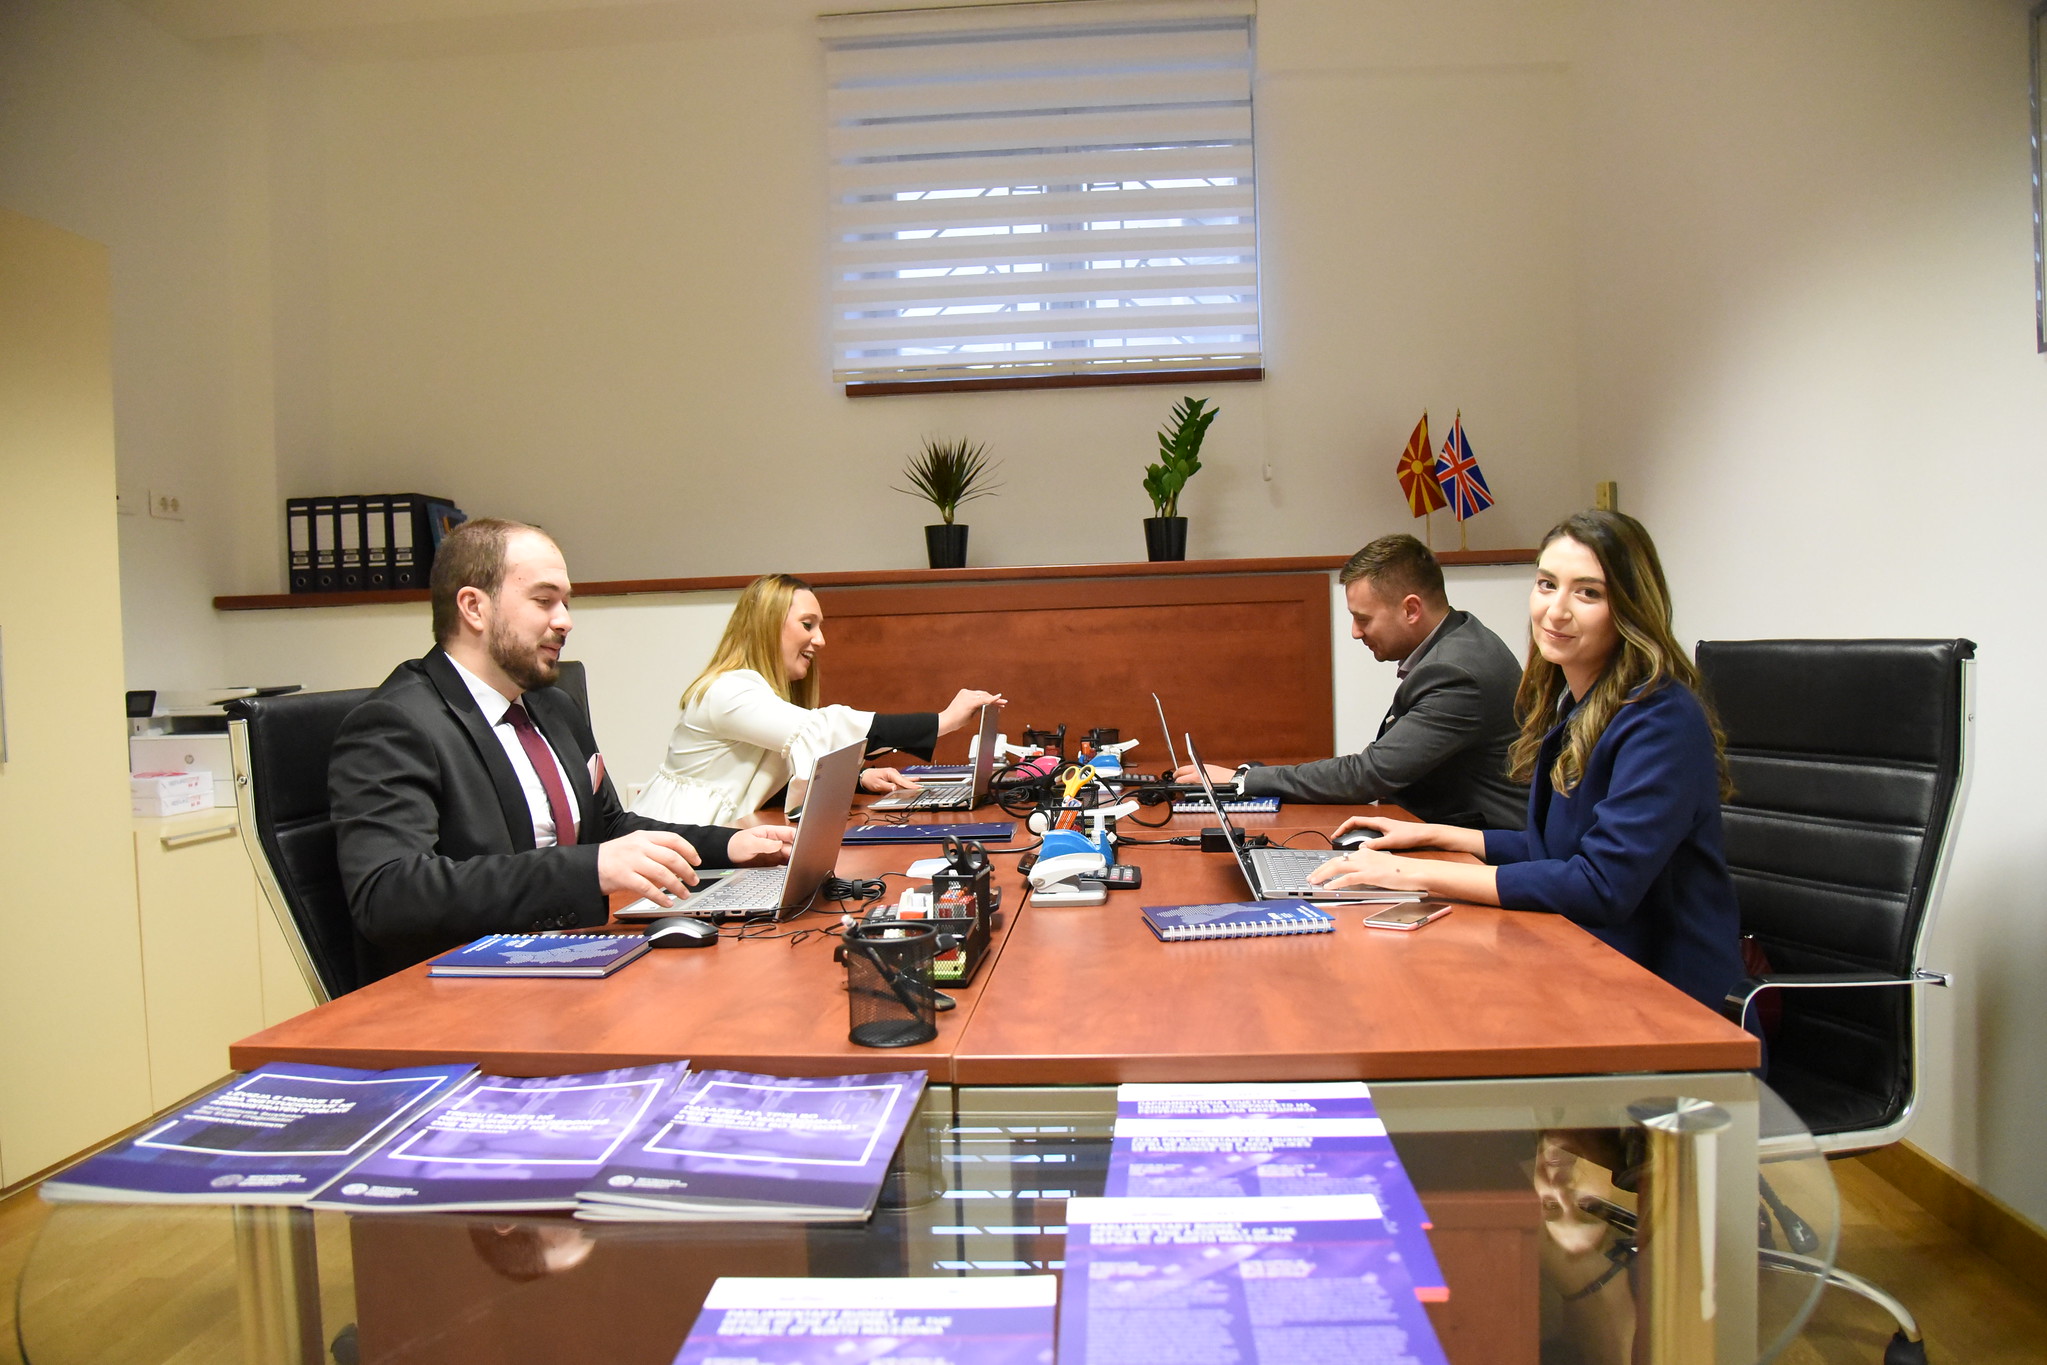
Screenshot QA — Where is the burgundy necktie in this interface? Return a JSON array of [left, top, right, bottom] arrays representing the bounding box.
[[503, 701, 578, 846]]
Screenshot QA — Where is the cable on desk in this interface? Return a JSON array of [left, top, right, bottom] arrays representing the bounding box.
[[1278, 830, 1338, 848]]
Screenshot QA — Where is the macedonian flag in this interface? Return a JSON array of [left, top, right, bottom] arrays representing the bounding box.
[[1397, 412, 1447, 517]]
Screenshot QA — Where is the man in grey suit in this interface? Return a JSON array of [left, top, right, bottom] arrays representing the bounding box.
[[1177, 535, 1527, 829]]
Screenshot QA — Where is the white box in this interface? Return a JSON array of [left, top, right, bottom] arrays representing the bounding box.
[[128, 733, 233, 806], [131, 770, 211, 817]]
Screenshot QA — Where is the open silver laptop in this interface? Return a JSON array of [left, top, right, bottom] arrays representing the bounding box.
[[869, 704, 999, 811], [1185, 735, 1403, 902], [617, 738, 863, 924]]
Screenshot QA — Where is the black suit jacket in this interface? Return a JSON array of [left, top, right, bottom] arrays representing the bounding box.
[[1242, 609, 1528, 829], [331, 648, 738, 980]]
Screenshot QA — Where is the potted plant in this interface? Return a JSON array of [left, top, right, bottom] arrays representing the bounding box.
[[895, 437, 1001, 569], [1142, 396, 1219, 561]]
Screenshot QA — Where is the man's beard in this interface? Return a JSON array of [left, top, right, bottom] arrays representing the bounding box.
[[488, 616, 561, 692]]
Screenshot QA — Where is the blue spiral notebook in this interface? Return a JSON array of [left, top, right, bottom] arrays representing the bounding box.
[[1140, 900, 1335, 941], [841, 821, 1015, 844]]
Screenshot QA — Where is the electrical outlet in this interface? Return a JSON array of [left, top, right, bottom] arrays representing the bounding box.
[[148, 488, 184, 521]]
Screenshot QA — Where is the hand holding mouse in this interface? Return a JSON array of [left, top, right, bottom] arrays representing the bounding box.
[[598, 830, 701, 906], [1332, 816, 1438, 851]]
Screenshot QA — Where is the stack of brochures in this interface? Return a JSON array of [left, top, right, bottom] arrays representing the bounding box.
[[1056, 1081, 1451, 1365], [45, 1062, 927, 1224], [670, 1276, 1057, 1365], [42, 1062, 474, 1206], [574, 1069, 927, 1222]]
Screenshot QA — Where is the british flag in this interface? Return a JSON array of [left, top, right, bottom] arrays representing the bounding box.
[[1434, 413, 1495, 521]]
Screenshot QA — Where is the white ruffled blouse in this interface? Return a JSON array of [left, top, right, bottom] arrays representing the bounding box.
[[630, 669, 874, 826]]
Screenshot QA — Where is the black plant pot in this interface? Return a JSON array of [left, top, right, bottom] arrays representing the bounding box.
[[925, 523, 968, 569], [1143, 516, 1188, 562]]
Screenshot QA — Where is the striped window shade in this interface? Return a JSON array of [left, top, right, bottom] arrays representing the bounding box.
[[822, 0, 1259, 391]]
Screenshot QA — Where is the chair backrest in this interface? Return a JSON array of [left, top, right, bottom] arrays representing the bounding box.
[[227, 689, 376, 1001], [554, 658, 591, 728], [1696, 639, 1973, 1142]]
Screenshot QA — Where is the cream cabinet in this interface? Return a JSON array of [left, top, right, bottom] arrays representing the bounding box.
[[132, 810, 317, 1110]]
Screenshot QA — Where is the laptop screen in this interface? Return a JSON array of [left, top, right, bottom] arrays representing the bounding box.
[[1184, 734, 1260, 895], [966, 704, 1000, 801], [775, 738, 865, 918]]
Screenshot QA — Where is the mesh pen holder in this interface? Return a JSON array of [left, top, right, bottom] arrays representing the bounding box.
[[845, 921, 942, 1049]]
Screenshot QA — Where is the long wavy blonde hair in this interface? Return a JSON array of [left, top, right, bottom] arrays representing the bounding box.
[[1507, 511, 1730, 799], [681, 574, 823, 711]]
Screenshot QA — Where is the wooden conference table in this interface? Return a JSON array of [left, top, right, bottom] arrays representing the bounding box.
[[230, 801, 1758, 1081], [210, 802, 1782, 1365]]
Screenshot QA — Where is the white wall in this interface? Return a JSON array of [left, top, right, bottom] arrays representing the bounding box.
[[0, 0, 276, 692], [262, 0, 1583, 586], [1575, 0, 2047, 1223]]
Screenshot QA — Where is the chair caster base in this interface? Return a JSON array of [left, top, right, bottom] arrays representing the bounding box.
[[1882, 1330, 1927, 1365]]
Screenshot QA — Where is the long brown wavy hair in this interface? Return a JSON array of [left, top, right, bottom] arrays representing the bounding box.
[[681, 574, 823, 712], [1507, 511, 1730, 799]]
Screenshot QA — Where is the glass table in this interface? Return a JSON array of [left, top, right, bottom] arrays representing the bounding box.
[[15, 1076, 1836, 1365]]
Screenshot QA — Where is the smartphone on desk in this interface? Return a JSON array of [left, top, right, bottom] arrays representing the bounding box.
[[1361, 900, 1452, 931]]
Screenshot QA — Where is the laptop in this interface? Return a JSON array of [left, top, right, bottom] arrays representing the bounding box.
[[868, 704, 999, 811], [616, 738, 864, 924], [1185, 734, 1404, 903]]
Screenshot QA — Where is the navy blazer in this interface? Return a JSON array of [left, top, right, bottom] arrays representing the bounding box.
[[1482, 681, 1742, 1009]]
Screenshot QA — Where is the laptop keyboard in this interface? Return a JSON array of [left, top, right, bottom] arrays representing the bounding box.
[[683, 867, 788, 913], [1251, 847, 1338, 892]]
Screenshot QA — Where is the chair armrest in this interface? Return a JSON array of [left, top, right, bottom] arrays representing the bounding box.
[[1725, 969, 1951, 1018]]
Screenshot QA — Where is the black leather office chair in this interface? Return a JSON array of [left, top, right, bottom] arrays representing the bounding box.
[[227, 689, 377, 1002], [1698, 638, 1974, 1365]]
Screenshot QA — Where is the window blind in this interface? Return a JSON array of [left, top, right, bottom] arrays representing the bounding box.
[[822, 0, 1259, 388]]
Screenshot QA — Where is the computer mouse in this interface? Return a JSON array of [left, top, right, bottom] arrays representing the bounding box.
[[643, 915, 720, 948], [1332, 829, 1374, 851]]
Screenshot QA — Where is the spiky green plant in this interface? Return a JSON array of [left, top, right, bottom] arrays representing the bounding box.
[[894, 437, 1001, 525], [1143, 396, 1220, 518]]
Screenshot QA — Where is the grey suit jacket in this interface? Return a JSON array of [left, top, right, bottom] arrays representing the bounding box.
[[1242, 609, 1528, 828], [331, 648, 739, 980]]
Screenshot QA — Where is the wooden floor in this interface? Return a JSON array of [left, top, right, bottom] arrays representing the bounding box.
[[3, 1156, 2043, 1364]]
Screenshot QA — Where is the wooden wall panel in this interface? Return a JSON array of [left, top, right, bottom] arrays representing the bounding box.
[[814, 572, 1334, 767]]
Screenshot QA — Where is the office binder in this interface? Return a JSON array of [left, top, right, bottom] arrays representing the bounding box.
[[363, 495, 390, 589], [311, 497, 340, 591], [337, 496, 364, 590], [286, 499, 315, 593]]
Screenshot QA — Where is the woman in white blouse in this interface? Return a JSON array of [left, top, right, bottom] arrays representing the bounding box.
[[631, 574, 1005, 826]]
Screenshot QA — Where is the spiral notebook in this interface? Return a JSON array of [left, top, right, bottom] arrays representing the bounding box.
[[1140, 900, 1335, 942]]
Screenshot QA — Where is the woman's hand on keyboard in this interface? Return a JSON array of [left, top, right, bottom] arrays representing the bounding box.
[[859, 767, 921, 796]]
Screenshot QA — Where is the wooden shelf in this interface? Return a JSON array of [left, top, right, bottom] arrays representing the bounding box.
[[212, 549, 1537, 611]]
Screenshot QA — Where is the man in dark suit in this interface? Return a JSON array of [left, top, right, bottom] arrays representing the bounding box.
[[330, 517, 795, 979], [1178, 535, 1527, 828]]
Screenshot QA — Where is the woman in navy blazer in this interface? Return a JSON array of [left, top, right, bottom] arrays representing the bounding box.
[[1309, 510, 1742, 1010]]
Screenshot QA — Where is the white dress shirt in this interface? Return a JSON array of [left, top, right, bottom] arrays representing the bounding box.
[[447, 655, 579, 848], [632, 669, 873, 826]]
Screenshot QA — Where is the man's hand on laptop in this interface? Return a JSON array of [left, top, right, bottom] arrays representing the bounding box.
[[728, 825, 798, 865], [859, 767, 921, 796], [598, 830, 702, 904], [1174, 763, 1241, 785]]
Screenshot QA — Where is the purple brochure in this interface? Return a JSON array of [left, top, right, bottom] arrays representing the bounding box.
[[1060, 1195, 1449, 1365], [578, 1069, 927, 1222], [41, 1062, 474, 1206], [671, 1275, 1056, 1365], [312, 1062, 687, 1212], [1109, 1083, 1443, 1301]]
